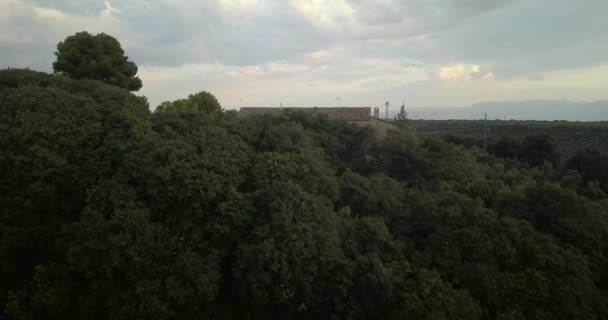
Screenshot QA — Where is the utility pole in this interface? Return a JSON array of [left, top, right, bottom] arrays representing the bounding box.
[[483, 112, 488, 152]]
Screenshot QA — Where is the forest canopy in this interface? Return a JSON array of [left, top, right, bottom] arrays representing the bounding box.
[[1, 52, 608, 319]]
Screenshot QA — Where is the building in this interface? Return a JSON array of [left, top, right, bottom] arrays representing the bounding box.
[[238, 106, 397, 139]]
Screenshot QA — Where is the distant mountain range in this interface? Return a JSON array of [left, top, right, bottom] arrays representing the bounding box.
[[404, 100, 608, 121]]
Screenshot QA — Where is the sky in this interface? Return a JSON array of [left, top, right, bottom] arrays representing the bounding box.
[[1, 0, 607, 110]]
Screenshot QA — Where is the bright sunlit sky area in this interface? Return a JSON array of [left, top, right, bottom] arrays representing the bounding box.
[[2, 0, 607, 109]]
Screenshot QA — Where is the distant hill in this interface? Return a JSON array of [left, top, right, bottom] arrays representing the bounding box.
[[405, 100, 608, 121]]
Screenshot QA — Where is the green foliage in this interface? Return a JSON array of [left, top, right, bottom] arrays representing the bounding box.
[[519, 135, 560, 167], [155, 91, 222, 115], [566, 148, 608, 193], [414, 119, 608, 161], [232, 181, 344, 316], [392, 269, 482, 319], [489, 136, 520, 159], [391, 104, 418, 149], [53, 31, 142, 91], [394, 104, 409, 128], [2, 68, 608, 319], [0, 68, 150, 318]]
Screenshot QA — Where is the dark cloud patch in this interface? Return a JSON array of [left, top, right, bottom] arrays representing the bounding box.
[[444, 0, 516, 17], [349, 0, 516, 29], [0, 44, 53, 71], [0, 2, 69, 72], [424, 0, 608, 75], [113, 1, 211, 46], [528, 74, 544, 81], [2, 0, 607, 96], [22, 0, 106, 15], [349, 1, 404, 26], [338, 0, 607, 79], [119, 2, 335, 67]]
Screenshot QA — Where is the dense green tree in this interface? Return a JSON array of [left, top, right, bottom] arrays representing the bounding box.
[[394, 103, 410, 130], [156, 91, 222, 114], [1, 86, 103, 318], [53, 31, 142, 91], [232, 181, 345, 317], [391, 269, 482, 320], [489, 136, 521, 159], [494, 181, 608, 295], [1, 68, 150, 318], [2, 67, 608, 319], [399, 189, 604, 318], [566, 148, 608, 193], [188, 91, 223, 114], [519, 134, 560, 167]]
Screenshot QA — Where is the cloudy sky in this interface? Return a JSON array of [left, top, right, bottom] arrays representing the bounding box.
[[1, 0, 607, 110]]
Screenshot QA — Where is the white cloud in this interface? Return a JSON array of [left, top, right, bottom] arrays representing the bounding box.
[[1, 0, 607, 110], [480, 72, 496, 81], [438, 64, 481, 80], [287, 0, 355, 30], [266, 63, 310, 73]]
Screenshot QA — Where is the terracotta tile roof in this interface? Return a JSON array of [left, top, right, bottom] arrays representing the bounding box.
[[239, 107, 371, 121], [237, 107, 283, 117]]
